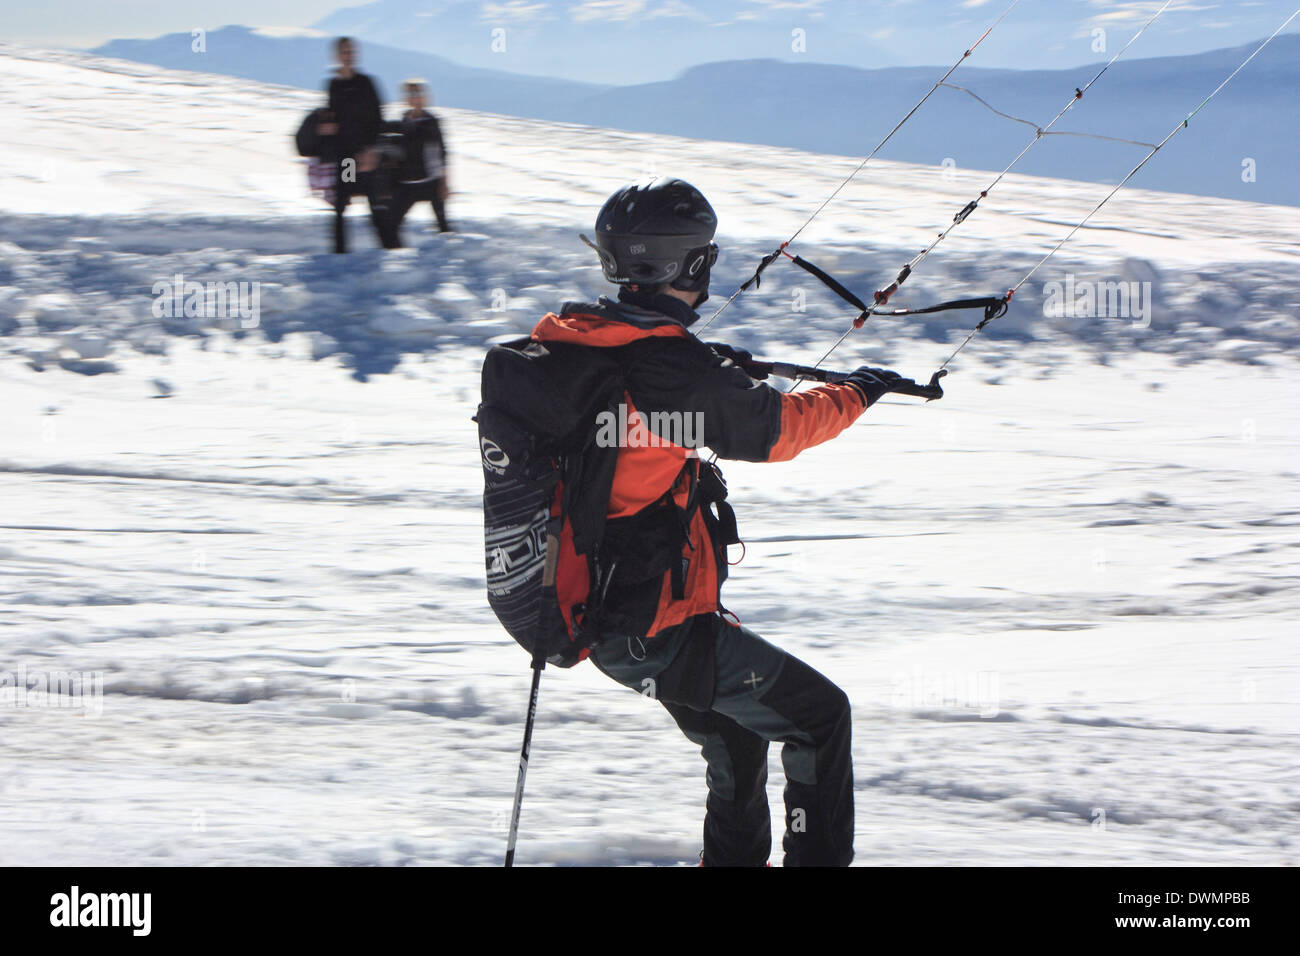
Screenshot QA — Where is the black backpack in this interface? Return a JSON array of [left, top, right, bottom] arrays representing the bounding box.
[[295, 108, 331, 158], [476, 337, 625, 667]]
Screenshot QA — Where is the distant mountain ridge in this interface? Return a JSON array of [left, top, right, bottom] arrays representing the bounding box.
[[92, 26, 1300, 206], [309, 0, 1300, 83], [93, 26, 609, 119]]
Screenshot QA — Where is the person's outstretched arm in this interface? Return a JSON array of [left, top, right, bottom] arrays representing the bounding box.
[[628, 338, 870, 463]]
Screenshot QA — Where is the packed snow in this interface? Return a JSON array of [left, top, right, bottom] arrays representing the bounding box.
[[1, 45, 1297, 865]]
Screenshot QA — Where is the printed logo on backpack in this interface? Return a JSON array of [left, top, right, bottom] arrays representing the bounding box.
[[476, 337, 624, 667]]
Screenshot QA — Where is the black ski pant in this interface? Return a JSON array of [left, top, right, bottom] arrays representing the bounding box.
[[590, 612, 854, 867], [332, 162, 400, 253], [391, 179, 452, 241]]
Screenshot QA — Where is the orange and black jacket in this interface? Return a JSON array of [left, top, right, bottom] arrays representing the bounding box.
[[532, 289, 868, 640]]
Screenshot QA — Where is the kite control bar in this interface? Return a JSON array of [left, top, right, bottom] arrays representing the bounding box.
[[743, 360, 948, 402]]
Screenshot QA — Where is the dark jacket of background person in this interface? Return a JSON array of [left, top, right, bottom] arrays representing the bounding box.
[[327, 73, 384, 158], [393, 112, 447, 184]]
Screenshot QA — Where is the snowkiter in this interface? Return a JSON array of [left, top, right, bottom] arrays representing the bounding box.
[[525, 177, 921, 866]]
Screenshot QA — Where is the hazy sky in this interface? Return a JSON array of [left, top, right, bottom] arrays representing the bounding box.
[[5, 1, 1297, 77], [1, 1, 338, 49]]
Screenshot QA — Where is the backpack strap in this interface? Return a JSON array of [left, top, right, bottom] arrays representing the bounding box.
[[667, 462, 699, 601]]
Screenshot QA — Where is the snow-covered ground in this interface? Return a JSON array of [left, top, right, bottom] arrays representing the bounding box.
[[1, 46, 1297, 865]]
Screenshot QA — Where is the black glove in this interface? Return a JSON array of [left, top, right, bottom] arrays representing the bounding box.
[[707, 343, 768, 380], [843, 366, 916, 407]]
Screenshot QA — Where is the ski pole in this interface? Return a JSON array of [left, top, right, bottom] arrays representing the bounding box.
[[504, 645, 546, 867], [505, 527, 562, 867]]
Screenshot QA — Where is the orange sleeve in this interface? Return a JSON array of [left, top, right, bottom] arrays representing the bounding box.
[[765, 382, 867, 463]]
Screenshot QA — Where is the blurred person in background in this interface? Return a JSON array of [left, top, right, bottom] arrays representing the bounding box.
[[388, 79, 453, 242], [318, 37, 395, 252]]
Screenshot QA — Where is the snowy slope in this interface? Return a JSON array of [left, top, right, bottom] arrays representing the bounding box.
[[0, 46, 1297, 866]]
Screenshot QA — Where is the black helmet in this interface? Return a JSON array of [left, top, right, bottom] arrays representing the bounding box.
[[582, 177, 718, 297]]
